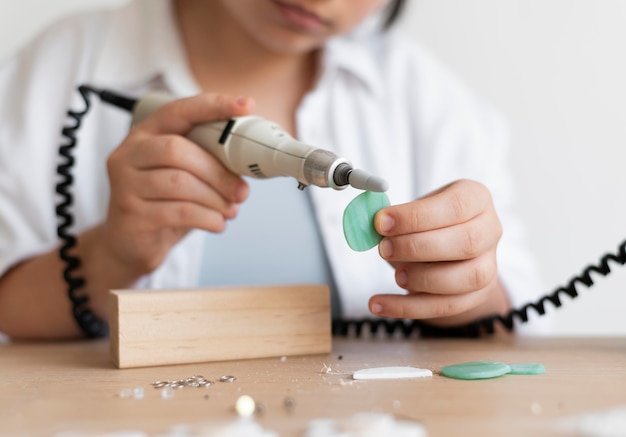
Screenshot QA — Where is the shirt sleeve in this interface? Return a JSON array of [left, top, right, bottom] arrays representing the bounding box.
[[0, 13, 104, 278]]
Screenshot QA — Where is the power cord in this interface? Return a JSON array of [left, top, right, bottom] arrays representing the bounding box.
[[56, 85, 136, 338]]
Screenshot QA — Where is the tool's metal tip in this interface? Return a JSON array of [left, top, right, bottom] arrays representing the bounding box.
[[348, 169, 389, 192]]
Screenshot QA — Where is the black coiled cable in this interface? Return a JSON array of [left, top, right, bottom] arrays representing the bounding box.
[[56, 85, 108, 338], [333, 240, 626, 338]]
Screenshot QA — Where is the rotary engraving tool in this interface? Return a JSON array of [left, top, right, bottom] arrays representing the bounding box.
[[129, 91, 389, 192]]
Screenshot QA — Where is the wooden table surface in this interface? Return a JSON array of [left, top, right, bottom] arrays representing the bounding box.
[[1, 336, 625, 436]]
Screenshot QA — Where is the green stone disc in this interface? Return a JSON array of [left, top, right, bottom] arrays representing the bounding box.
[[507, 363, 546, 375], [440, 361, 511, 380], [342, 191, 391, 252]]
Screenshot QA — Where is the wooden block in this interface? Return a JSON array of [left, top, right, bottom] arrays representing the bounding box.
[[109, 284, 331, 368]]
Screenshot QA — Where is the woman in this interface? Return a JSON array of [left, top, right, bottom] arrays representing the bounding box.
[[0, 0, 543, 339]]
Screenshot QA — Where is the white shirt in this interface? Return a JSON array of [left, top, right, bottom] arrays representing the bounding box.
[[199, 177, 343, 317], [0, 0, 549, 334]]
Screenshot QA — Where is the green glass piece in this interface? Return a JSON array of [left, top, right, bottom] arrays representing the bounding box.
[[343, 191, 391, 252], [440, 361, 511, 380], [508, 362, 546, 375]]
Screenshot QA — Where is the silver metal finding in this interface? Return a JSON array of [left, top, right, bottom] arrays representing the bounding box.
[[152, 375, 220, 389]]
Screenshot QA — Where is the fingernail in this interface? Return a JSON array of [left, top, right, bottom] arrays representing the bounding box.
[[396, 269, 408, 287], [379, 213, 394, 233], [236, 183, 249, 202], [225, 203, 240, 219], [371, 303, 383, 314], [379, 239, 393, 259], [235, 96, 247, 107]]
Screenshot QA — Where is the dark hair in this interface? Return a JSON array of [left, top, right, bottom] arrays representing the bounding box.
[[383, 0, 407, 30]]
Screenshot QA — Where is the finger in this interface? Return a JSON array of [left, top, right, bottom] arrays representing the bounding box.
[[119, 134, 249, 204], [130, 168, 241, 219], [378, 211, 502, 262], [369, 287, 491, 320], [393, 251, 498, 295], [133, 199, 236, 234], [139, 93, 256, 135], [375, 179, 492, 236]]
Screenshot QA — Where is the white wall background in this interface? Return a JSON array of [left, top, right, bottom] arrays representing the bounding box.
[[1, 0, 625, 336]]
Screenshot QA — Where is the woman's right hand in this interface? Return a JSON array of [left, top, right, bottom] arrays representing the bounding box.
[[102, 93, 255, 278]]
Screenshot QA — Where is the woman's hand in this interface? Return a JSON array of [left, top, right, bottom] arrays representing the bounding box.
[[369, 179, 511, 327], [101, 93, 255, 278]]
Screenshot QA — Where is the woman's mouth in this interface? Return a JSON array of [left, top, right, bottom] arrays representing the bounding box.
[[273, 1, 331, 31]]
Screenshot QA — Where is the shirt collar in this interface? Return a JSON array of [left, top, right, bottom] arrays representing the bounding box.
[[316, 7, 389, 99], [322, 32, 386, 99]]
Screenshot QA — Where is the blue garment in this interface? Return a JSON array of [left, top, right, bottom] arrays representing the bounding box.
[[198, 177, 342, 318]]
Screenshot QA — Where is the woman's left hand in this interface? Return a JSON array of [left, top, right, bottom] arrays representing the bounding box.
[[369, 179, 511, 327]]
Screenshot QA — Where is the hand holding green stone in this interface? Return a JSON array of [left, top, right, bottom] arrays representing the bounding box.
[[358, 180, 507, 326], [343, 191, 391, 252]]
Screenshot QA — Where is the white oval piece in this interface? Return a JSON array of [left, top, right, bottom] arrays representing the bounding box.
[[352, 366, 432, 380]]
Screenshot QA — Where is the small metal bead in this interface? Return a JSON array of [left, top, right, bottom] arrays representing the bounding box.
[[283, 397, 296, 410], [119, 388, 132, 399], [220, 375, 236, 383], [133, 387, 145, 399], [161, 386, 175, 400], [255, 402, 267, 416]]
